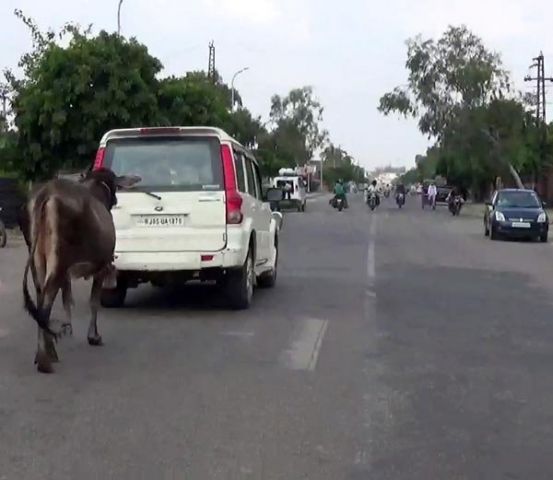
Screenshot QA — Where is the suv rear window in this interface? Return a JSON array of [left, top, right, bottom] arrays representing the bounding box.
[[104, 137, 223, 191]]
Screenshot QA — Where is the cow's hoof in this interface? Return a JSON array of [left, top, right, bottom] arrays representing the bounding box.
[[35, 351, 54, 373], [87, 335, 103, 346], [59, 323, 73, 337]]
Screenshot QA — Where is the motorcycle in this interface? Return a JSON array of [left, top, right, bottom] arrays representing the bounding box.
[[448, 195, 463, 216], [367, 192, 377, 211], [0, 207, 6, 248], [396, 192, 405, 208], [330, 196, 346, 212]]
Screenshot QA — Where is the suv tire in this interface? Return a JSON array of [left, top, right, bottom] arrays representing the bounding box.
[[258, 238, 278, 288], [224, 248, 254, 310], [101, 281, 128, 308]]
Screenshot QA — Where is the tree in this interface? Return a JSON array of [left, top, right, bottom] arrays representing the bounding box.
[[269, 87, 328, 166], [321, 143, 365, 186], [158, 72, 230, 127], [379, 25, 509, 139], [378, 25, 545, 195], [10, 16, 162, 180]]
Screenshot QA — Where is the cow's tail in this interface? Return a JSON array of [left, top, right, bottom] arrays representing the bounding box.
[[22, 201, 56, 337]]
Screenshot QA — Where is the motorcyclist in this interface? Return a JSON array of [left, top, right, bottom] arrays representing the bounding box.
[[366, 180, 380, 206], [446, 186, 463, 211], [333, 179, 348, 208], [395, 183, 406, 204]]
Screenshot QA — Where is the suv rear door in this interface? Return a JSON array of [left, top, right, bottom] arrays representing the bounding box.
[[102, 134, 227, 253]]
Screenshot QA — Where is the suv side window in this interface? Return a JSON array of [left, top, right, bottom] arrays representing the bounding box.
[[245, 158, 258, 199], [252, 161, 263, 200], [233, 151, 247, 193]]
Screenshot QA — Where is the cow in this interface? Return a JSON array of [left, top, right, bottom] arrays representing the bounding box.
[[22, 168, 140, 373], [19, 188, 75, 339]]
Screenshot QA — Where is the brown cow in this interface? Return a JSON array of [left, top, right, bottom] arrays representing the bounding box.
[[19, 191, 74, 338], [23, 168, 139, 373]]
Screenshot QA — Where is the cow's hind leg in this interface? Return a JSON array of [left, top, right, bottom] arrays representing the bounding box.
[[87, 275, 103, 346], [35, 279, 60, 373], [60, 278, 73, 337]]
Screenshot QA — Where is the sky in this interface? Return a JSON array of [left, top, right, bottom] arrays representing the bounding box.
[[2, 0, 553, 170]]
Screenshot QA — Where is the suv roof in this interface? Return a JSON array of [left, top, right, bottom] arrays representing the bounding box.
[[99, 126, 239, 147], [499, 188, 536, 193]]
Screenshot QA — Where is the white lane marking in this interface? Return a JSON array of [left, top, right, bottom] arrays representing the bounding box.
[[354, 450, 368, 465], [367, 216, 377, 287], [280, 318, 329, 371], [220, 331, 255, 338]]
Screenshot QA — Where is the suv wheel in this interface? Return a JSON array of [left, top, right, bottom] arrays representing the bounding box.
[[0, 220, 6, 248], [258, 239, 278, 288], [101, 280, 128, 308], [225, 248, 255, 310], [540, 233, 548, 243]]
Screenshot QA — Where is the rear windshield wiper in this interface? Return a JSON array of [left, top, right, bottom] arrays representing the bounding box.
[[141, 191, 162, 201], [121, 187, 162, 201]]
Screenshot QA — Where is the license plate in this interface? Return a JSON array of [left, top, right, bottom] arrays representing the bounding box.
[[135, 215, 186, 227], [511, 222, 531, 228]]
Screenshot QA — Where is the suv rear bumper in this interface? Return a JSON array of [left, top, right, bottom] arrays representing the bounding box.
[[113, 246, 247, 272]]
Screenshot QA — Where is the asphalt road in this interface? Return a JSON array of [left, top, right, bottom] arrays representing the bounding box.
[[2, 193, 553, 479]]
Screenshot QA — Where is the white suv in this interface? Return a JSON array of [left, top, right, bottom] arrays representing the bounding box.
[[93, 127, 282, 309]]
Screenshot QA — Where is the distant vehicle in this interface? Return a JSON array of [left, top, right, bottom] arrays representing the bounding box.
[[367, 192, 378, 211], [272, 176, 307, 212], [448, 195, 463, 216], [0, 207, 6, 248], [436, 186, 453, 204], [396, 192, 405, 208], [484, 189, 548, 242], [93, 126, 282, 309]]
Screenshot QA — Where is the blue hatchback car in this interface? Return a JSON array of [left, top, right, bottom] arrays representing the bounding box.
[[484, 189, 548, 242]]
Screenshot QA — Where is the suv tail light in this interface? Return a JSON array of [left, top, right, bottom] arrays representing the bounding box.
[[94, 147, 105, 169], [221, 144, 243, 224]]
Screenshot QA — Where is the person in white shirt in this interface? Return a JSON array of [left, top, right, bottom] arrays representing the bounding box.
[[365, 180, 380, 206], [427, 182, 438, 210]]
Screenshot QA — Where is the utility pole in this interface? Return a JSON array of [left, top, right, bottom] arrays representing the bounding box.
[[0, 85, 8, 132], [208, 41, 216, 83], [117, 0, 124, 36], [524, 52, 553, 195], [231, 67, 249, 111], [524, 52, 553, 124]]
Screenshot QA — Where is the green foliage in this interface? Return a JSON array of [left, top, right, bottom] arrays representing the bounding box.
[[379, 25, 550, 197], [269, 87, 328, 165], [379, 25, 509, 139], [158, 73, 230, 127], [7, 11, 337, 184], [322, 144, 366, 186], [0, 130, 18, 174], [11, 27, 162, 180]]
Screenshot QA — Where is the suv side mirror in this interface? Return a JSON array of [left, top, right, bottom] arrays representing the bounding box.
[[265, 187, 284, 203]]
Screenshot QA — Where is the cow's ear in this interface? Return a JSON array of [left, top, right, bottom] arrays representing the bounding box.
[[115, 175, 141, 189]]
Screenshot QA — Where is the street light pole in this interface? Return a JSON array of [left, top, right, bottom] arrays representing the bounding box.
[[117, 0, 124, 36], [231, 67, 249, 111]]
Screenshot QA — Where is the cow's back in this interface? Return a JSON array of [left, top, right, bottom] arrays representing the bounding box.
[[29, 179, 116, 269]]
